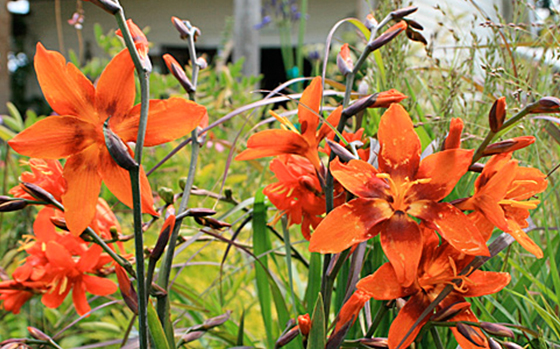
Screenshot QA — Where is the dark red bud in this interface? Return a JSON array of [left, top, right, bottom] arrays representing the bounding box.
[[482, 136, 535, 156], [163, 53, 195, 93], [406, 19, 424, 30], [0, 200, 27, 212], [27, 327, 51, 341], [367, 21, 407, 51], [21, 182, 54, 203], [182, 331, 205, 343], [481, 322, 514, 338], [489, 97, 507, 132], [502, 342, 524, 349], [50, 217, 69, 231], [488, 338, 503, 349], [194, 216, 231, 229], [391, 6, 418, 18], [431, 301, 470, 322], [358, 337, 389, 348], [456, 322, 487, 347], [326, 139, 357, 162], [202, 311, 231, 329], [469, 163, 485, 173], [150, 215, 175, 261], [103, 117, 138, 171]]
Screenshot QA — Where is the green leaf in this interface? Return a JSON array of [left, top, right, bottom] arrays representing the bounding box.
[[6, 102, 23, 130], [307, 294, 325, 349], [305, 253, 322, 314], [0, 125, 16, 141], [347, 18, 371, 41], [253, 188, 275, 348], [237, 310, 245, 346], [147, 302, 171, 349]]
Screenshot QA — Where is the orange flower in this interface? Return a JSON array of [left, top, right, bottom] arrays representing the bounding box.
[[334, 289, 372, 334], [42, 242, 117, 315], [263, 155, 344, 240], [236, 77, 342, 172], [456, 152, 547, 257], [309, 104, 488, 286], [357, 228, 510, 349], [322, 128, 370, 161], [8, 43, 206, 234], [116, 19, 149, 59], [0, 280, 46, 314]]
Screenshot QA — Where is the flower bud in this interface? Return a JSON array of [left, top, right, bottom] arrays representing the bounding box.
[[196, 57, 208, 70], [182, 331, 205, 343], [369, 89, 408, 108], [103, 117, 138, 171], [456, 322, 487, 347], [1, 343, 26, 349], [488, 338, 503, 349], [0, 200, 27, 212], [326, 139, 358, 162], [489, 97, 507, 132], [27, 327, 50, 341], [405, 27, 427, 45], [202, 311, 231, 330], [114, 265, 138, 314], [531, 96, 560, 113], [482, 136, 535, 156], [21, 182, 54, 203], [337, 44, 354, 76], [367, 21, 407, 51], [275, 327, 299, 348], [84, 0, 120, 14], [187, 208, 217, 217], [297, 314, 311, 337], [50, 217, 70, 231], [365, 14, 378, 30], [150, 215, 175, 261], [502, 342, 524, 349], [163, 54, 196, 94], [481, 322, 514, 338], [0, 196, 11, 204], [469, 163, 484, 173], [359, 337, 389, 348], [443, 118, 464, 150], [391, 6, 418, 19], [116, 19, 151, 70], [171, 17, 200, 41], [194, 216, 231, 229], [406, 19, 423, 30]]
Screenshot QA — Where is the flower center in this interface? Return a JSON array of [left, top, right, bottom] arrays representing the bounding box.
[[376, 173, 430, 212], [420, 256, 475, 301]]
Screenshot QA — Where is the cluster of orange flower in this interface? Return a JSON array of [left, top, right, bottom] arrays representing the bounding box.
[[237, 76, 547, 348], [0, 20, 206, 316]]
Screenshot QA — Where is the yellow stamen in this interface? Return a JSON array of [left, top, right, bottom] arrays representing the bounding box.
[[59, 276, 68, 295], [270, 110, 300, 134], [499, 199, 540, 210]]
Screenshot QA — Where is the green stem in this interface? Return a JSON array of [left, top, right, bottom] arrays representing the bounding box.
[[430, 327, 444, 349], [113, 4, 152, 349], [365, 301, 390, 337]]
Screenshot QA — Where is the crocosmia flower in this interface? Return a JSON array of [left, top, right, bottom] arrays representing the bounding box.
[[309, 104, 489, 286], [8, 43, 206, 234], [357, 228, 510, 349]]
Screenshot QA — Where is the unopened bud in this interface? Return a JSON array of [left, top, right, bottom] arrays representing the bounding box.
[[326, 139, 358, 162], [187, 208, 217, 217], [482, 136, 535, 156], [431, 301, 470, 322], [1, 343, 25, 349], [488, 338, 503, 349], [297, 314, 311, 337], [531, 96, 560, 113], [103, 117, 138, 171], [443, 118, 464, 150], [489, 97, 507, 132], [84, 0, 120, 14], [21, 182, 53, 203], [158, 187, 175, 205], [343, 94, 378, 116], [502, 342, 524, 349], [481, 322, 514, 338], [27, 327, 51, 341], [337, 44, 354, 76], [163, 54, 195, 93], [365, 14, 378, 30], [116, 19, 150, 68], [469, 163, 485, 173], [275, 327, 299, 348], [172, 16, 190, 39], [114, 265, 138, 314], [456, 322, 487, 347], [182, 331, 205, 343], [358, 337, 389, 348], [202, 311, 231, 329], [369, 89, 408, 108], [406, 19, 423, 30], [367, 21, 407, 51], [150, 215, 175, 261], [391, 6, 418, 19], [50, 217, 69, 231], [0, 196, 11, 204], [405, 27, 427, 45], [194, 216, 231, 229], [196, 57, 208, 70], [179, 177, 187, 191], [0, 200, 27, 212]]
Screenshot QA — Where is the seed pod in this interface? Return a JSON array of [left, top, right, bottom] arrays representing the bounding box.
[[194, 216, 231, 229], [158, 187, 175, 205], [481, 322, 514, 338], [187, 208, 217, 217], [489, 97, 507, 132]]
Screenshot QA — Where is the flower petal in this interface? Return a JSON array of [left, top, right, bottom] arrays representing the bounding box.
[[357, 263, 412, 300], [8, 116, 97, 159], [236, 129, 312, 162], [34, 43, 96, 121], [443, 118, 464, 150], [72, 279, 91, 315], [96, 49, 136, 122], [380, 213, 423, 287], [61, 146, 103, 235], [77, 244, 102, 273], [83, 274, 118, 296], [411, 149, 473, 202], [308, 198, 392, 253], [33, 207, 59, 242], [330, 158, 388, 199], [409, 201, 489, 256], [505, 218, 543, 258], [317, 106, 343, 141], [298, 77, 322, 143], [463, 270, 511, 297], [450, 308, 489, 349], [42, 278, 71, 309], [377, 104, 421, 180], [388, 293, 430, 349], [508, 167, 547, 200], [115, 98, 206, 146], [98, 149, 158, 215], [45, 241, 74, 268]]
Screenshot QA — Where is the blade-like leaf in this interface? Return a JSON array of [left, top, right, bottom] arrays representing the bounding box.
[[307, 294, 326, 349]]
